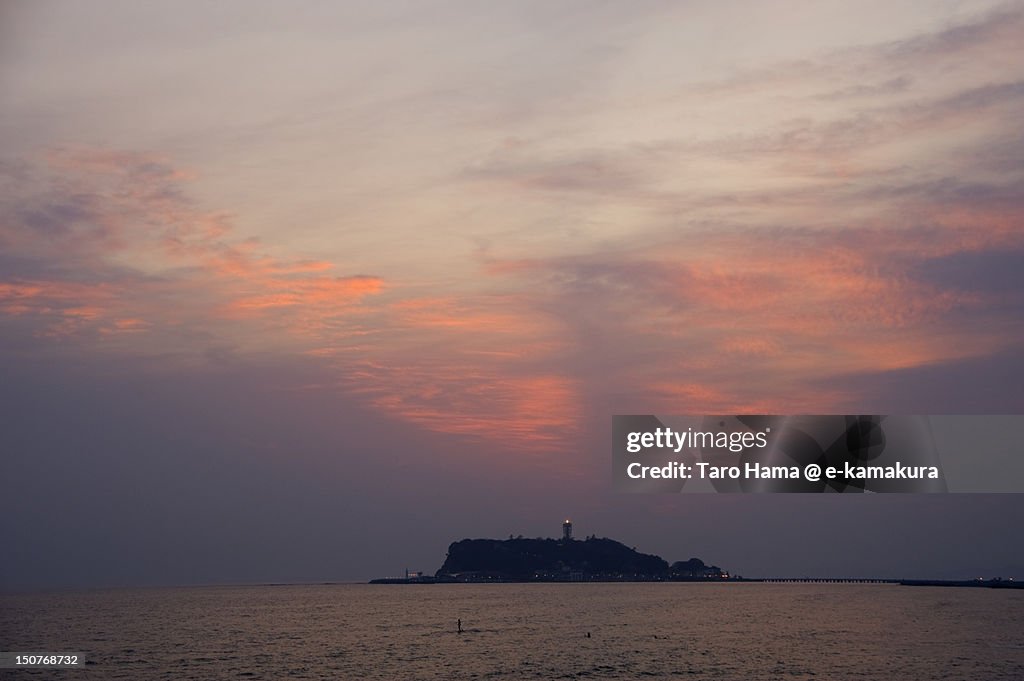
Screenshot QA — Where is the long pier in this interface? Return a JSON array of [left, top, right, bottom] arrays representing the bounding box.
[[369, 576, 1019, 587], [753, 578, 897, 584], [748, 577, 1021, 588]]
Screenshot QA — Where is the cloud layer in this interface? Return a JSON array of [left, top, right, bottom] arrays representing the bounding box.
[[3, 3, 1023, 452]]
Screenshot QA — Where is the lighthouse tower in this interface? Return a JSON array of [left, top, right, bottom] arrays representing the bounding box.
[[562, 519, 573, 541]]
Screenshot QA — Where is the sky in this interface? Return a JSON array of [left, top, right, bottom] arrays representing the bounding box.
[[1, 0, 1023, 589]]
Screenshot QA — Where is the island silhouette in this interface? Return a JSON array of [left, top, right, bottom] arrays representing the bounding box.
[[368, 522, 1021, 587], [371, 523, 728, 583]]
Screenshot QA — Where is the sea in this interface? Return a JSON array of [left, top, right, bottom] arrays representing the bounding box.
[[1, 583, 1022, 680]]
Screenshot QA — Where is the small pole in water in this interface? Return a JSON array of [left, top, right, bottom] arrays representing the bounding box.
[[457, 618, 463, 634]]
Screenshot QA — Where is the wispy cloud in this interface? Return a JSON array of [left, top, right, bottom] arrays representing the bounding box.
[[2, 1, 1022, 461], [0, 149, 383, 349], [0, 149, 585, 453]]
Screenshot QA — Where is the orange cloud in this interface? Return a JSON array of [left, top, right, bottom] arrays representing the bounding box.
[[2, 148, 585, 455], [227, 276, 384, 315], [344, 359, 581, 455], [1, 149, 384, 351]]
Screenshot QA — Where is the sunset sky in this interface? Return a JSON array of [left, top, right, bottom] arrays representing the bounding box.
[[2, 1, 1023, 588]]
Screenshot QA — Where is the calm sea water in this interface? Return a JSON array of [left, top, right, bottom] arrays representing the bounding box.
[[2, 583, 1022, 680]]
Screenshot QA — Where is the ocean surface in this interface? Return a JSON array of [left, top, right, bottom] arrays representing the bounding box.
[[2, 583, 1022, 680]]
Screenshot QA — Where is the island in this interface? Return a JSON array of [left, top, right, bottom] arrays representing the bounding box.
[[371, 520, 729, 583], [368, 523, 1022, 587]]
